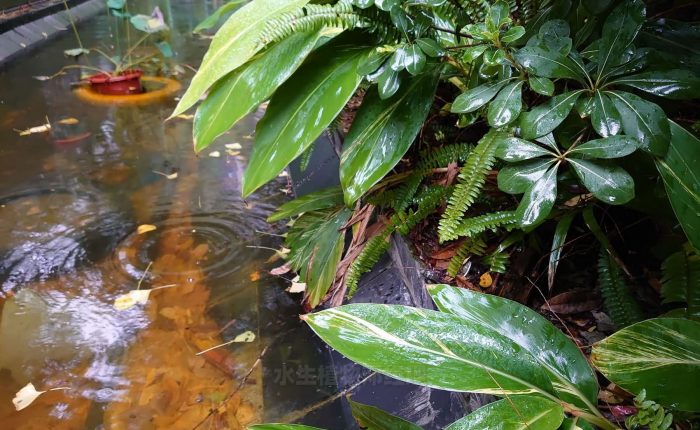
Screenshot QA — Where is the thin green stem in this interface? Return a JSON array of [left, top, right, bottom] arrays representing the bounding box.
[[63, 1, 84, 50]]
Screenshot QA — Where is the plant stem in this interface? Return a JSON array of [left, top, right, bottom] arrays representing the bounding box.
[[63, 1, 84, 50]]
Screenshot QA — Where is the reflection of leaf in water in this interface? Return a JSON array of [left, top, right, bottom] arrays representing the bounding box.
[[13, 383, 69, 411], [137, 224, 157, 234]]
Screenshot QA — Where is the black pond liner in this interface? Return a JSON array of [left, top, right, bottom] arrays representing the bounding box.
[[262, 130, 492, 429]]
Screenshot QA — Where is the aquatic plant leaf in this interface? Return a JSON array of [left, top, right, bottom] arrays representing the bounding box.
[[171, 0, 309, 117], [487, 81, 524, 127], [193, 30, 322, 152], [656, 122, 700, 251], [193, 0, 246, 33], [340, 69, 439, 205], [591, 318, 700, 411], [445, 396, 564, 430], [349, 398, 423, 429], [569, 159, 634, 205], [113, 289, 152, 310], [243, 41, 371, 197], [605, 91, 670, 156], [519, 90, 584, 140], [596, 0, 645, 78], [303, 303, 556, 396], [428, 284, 599, 412], [137, 224, 157, 234], [267, 186, 344, 222]]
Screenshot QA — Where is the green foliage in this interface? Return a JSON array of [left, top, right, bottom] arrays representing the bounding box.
[[348, 398, 423, 430], [661, 248, 700, 319], [483, 250, 508, 273], [455, 211, 518, 238], [446, 396, 565, 430], [625, 389, 673, 430], [447, 236, 487, 277], [258, 1, 360, 45], [597, 249, 644, 329]]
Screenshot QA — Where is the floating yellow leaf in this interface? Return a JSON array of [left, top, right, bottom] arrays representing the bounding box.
[[225, 142, 242, 150], [225, 149, 240, 156], [249, 271, 261, 282], [13, 383, 69, 411], [57, 117, 79, 125], [479, 272, 493, 288], [208, 151, 221, 158], [233, 330, 255, 342], [113, 289, 152, 310], [137, 224, 157, 234]]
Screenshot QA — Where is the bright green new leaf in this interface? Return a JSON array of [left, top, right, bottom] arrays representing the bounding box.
[[428, 285, 599, 412], [607, 91, 670, 156], [445, 396, 565, 430], [591, 91, 621, 138], [549, 213, 575, 290], [611, 69, 700, 100], [516, 163, 559, 228], [529, 76, 554, 96], [349, 399, 423, 430], [655, 121, 700, 250], [519, 90, 584, 139], [171, 0, 309, 117], [487, 1, 511, 32], [267, 186, 344, 222], [495, 137, 553, 162], [451, 79, 512, 113], [243, 43, 371, 197], [488, 81, 524, 127], [340, 70, 439, 205], [193, 0, 246, 33], [569, 159, 634, 204], [498, 159, 555, 194], [304, 304, 556, 396], [591, 318, 700, 411], [569, 136, 640, 159], [597, 0, 645, 78], [193, 30, 322, 152]]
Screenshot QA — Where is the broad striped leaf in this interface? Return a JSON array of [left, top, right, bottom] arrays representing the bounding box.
[[591, 318, 700, 411], [172, 0, 309, 117], [428, 285, 599, 413], [304, 304, 556, 397], [267, 186, 343, 222], [445, 396, 565, 430]]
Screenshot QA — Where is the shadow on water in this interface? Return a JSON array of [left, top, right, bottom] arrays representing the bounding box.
[[0, 1, 347, 428]]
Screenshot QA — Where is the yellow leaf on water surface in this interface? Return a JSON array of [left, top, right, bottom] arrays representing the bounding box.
[[137, 224, 157, 234], [152, 170, 178, 180], [479, 272, 493, 288], [16, 123, 51, 136], [225, 143, 242, 150], [12, 383, 69, 411], [233, 331, 255, 343], [249, 271, 261, 282], [114, 289, 152, 310], [56, 117, 79, 125]]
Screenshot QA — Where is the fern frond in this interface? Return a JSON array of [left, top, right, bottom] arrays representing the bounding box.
[[455, 210, 518, 238], [299, 142, 314, 172], [346, 230, 391, 297], [259, 1, 360, 45], [450, 0, 490, 23], [484, 251, 509, 273], [416, 143, 474, 172], [438, 130, 503, 242], [447, 235, 487, 277], [397, 185, 450, 235], [597, 249, 644, 328], [661, 250, 700, 318], [392, 173, 423, 212], [355, 6, 402, 42]]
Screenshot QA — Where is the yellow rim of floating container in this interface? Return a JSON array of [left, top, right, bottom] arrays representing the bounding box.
[[73, 76, 181, 106]]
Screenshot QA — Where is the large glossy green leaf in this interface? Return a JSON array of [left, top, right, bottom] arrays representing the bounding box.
[[611, 69, 700, 100], [445, 396, 565, 430], [267, 186, 344, 222], [250, 426, 325, 430], [516, 163, 559, 227], [520, 90, 584, 140], [607, 91, 670, 156], [596, 0, 645, 78], [498, 159, 555, 194], [428, 285, 599, 412], [569, 159, 634, 205], [193, 30, 322, 152], [591, 91, 621, 138], [451, 79, 512, 113], [529, 76, 554, 96], [549, 212, 575, 290], [340, 70, 439, 205], [591, 318, 700, 411], [495, 137, 554, 162], [171, 0, 309, 117], [243, 43, 371, 197], [349, 399, 423, 430], [569, 136, 640, 159], [488, 81, 524, 127], [304, 304, 556, 397], [514, 46, 583, 80], [193, 0, 246, 33], [656, 121, 700, 250]]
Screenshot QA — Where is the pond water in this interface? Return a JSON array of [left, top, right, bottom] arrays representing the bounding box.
[[0, 2, 345, 428]]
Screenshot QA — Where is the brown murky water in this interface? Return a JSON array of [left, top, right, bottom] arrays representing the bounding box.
[[0, 2, 333, 428]]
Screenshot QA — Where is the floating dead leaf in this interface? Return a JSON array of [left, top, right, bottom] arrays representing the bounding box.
[[137, 224, 157, 234], [225, 142, 242, 150], [34, 75, 51, 81], [13, 383, 69, 411], [175, 114, 194, 120], [249, 271, 261, 282], [195, 331, 257, 356], [113, 284, 177, 310], [57, 117, 79, 125], [208, 151, 221, 158], [270, 263, 291, 276], [152, 170, 178, 180], [16, 122, 51, 136], [479, 272, 493, 288]]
